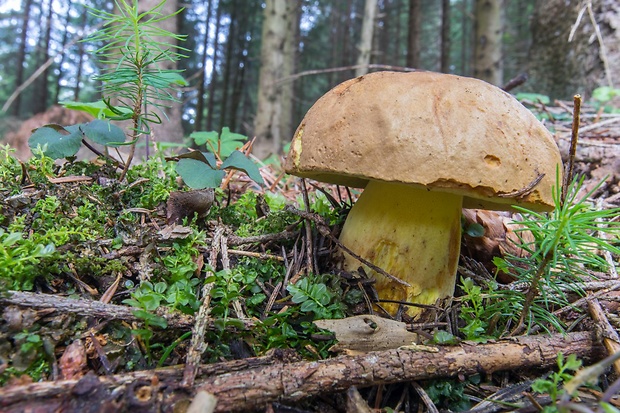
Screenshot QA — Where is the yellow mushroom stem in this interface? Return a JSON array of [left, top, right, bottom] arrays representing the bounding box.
[[339, 181, 463, 316]]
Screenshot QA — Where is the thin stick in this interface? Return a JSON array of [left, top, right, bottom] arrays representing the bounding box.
[[276, 64, 418, 85], [181, 226, 224, 387], [300, 179, 316, 274], [587, 298, 620, 375], [561, 94, 581, 207]]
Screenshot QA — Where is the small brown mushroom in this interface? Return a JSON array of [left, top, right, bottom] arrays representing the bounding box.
[[285, 71, 562, 316]]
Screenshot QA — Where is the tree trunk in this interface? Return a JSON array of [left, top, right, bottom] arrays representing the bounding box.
[[73, 35, 85, 102], [279, 0, 301, 145], [461, 0, 471, 75], [440, 0, 451, 73], [473, 0, 504, 85], [406, 0, 421, 68], [54, 4, 72, 104], [31, 0, 54, 114], [12, 0, 33, 116], [253, 0, 295, 159], [219, 2, 237, 131], [355, 0, 378, 77], [206, 2, 222, 132], [194, 0, 212, 132], [527, 0, 606, 100]]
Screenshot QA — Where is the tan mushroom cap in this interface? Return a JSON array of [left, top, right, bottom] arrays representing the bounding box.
[[285, 71, 563, 211]]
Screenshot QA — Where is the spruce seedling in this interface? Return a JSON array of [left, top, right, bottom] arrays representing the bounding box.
[[28, 0, 188, 180], [504, 95, 620, 334]]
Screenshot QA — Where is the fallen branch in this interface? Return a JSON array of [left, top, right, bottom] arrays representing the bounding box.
[[0, 290, 256, 331], [0, 331, 604, 412]]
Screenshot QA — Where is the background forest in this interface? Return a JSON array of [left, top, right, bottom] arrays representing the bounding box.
[[0, 0, 618, 158]]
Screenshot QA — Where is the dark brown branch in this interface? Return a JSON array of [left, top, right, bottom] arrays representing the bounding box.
[[497, 173, 545, 199], [226, 229, 298, 246], [501, 73, 528, 92], [0, 331, 603, 412], [561, 94, 582, 206]]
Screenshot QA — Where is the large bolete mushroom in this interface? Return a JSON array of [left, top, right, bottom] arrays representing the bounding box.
[[284, 71, 562, 316]]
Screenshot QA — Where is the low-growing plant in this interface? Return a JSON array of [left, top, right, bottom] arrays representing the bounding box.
[[591, 86, 620, 113], [499, 172, 620, 334], [0, 229, 55, 290], [287, 276, 345, 320], [532, 353, 582, 411], [457, 171, 619, 338], [174, 128, 264, 189]]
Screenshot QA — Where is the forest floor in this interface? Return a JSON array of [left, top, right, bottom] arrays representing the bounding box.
[[0, 98, 619, 413]]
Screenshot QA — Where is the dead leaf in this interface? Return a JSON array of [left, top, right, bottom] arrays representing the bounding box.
[[158, 224, 193, 240], [59, 339, 88, 380], [462, 209, 533, 282], [166, 189, 214, 225]]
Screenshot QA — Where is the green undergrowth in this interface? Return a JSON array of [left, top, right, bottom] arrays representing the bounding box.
[[0, 145, 348, 383]]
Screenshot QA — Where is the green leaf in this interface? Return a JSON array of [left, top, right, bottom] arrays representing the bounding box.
[[143, 71, 187, 87], [220, 150, 264, 185], [592, 86, 620, 103], [176, 151, 218, 169], [219, 127, 247, 155], [464, 222, 484, 237], [60, 100, 133, 119], [132, 310, 168, 329], [154, 281, 167, 294], [82, 120, 126, 146], [515, 93, 551, 104], [28, 125, 83, 159], [176, 158, 225, 189], [190, 131, 219, 147], [247, 293, 266, 306], [562, 353, 582, 371], [2, 231, 23, 247], [433, 330, 458, 345], [191, 127, 246, 157]]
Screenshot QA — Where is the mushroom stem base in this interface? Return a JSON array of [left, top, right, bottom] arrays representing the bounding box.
[[339, 181, 463, 316]]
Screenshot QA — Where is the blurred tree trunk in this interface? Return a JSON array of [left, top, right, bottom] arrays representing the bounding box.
[[73, 19, 86, 102], [406, 0, 421, 68], [527, 0, 607, 99], [473, 0, 504, 85], [219, 1, 237, 131], [355, 0, 378, 77], [440, 0, 451, 73], [195, 0, 212, 132], [229, 6, 254, 131], [12, 0, 33, 116], [206, 2, 222, 132], [460, 0, 471, 75], [599, 0, 619, 89], [54, 4, 72, 104], [136, 0, 183, 145], [253, 0, 297, 159], [32, 0, 54, 114], [279, 0, 301, 144]]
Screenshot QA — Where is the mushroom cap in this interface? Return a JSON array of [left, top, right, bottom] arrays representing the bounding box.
[[284, 71, 563, 211]]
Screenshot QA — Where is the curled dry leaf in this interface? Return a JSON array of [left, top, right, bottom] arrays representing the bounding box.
[[462, 209, 534, 282], [166, 188, 214, 225]]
